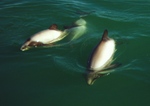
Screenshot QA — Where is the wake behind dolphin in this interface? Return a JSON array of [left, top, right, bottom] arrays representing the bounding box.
[[63, 18, 86, 41]]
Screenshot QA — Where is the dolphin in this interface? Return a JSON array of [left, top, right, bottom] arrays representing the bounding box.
[[20, 24, 68, 51], [20, 18, 87, 51], [87, 29, 120, 85]]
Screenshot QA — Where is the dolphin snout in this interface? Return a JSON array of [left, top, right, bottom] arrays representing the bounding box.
[[20, 45, 29, 51], [87, 78, 95, 85], [87, 72, 100, 85]]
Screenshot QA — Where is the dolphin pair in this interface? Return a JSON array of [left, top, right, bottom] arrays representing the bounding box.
[[20, 19, 120, 85], [20, 18, 86, 51]]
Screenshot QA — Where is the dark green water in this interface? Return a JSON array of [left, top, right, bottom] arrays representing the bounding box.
[[1, 0, 150, 106]]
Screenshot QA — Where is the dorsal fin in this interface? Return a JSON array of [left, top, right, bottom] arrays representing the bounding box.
[[49, 24, 57, 30], [101, 29, 109, 41]]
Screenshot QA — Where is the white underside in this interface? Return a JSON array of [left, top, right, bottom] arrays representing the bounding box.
[[31, 29, 62, 44], [90, 39, 115, 71]]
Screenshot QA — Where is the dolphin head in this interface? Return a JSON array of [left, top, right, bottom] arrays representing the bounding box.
[[20, 38, 32, 51], [20, 45, 30, 51], [86, 71, 102, 85]]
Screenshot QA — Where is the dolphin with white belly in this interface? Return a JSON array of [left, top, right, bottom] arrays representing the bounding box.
[[87, 29, 120, 85], [20, 18, 87, 51], [20, 24, 67, 51]]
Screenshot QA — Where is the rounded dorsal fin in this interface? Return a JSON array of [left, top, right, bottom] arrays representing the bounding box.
[[101, 29, 109, 41], [49, 24, 57, 30]]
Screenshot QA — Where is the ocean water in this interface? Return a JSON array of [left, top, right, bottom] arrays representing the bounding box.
[[0, 0, 150, 106]]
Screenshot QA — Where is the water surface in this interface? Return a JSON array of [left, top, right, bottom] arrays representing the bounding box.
[[0, 0, 150, 106]]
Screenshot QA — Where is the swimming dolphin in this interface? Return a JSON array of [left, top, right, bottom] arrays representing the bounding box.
[[20, 19, 87, 51], [20, 24, 68, 51], [87, 29, 120, 85]]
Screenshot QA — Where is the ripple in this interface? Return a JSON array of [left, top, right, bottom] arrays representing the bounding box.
[[53, 56, 86, 74]]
